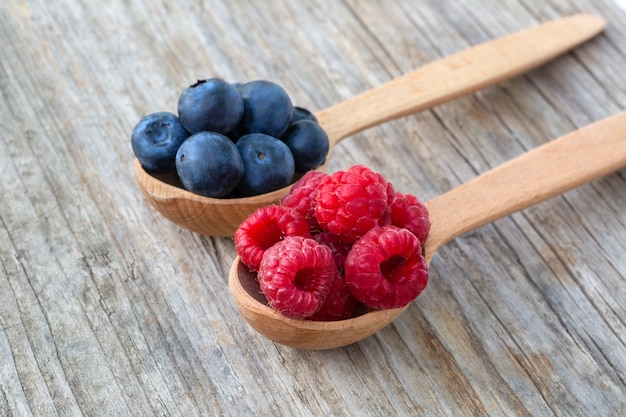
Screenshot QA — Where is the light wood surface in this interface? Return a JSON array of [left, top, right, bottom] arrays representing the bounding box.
[[135, 14, 605, 237], [1, 1, 626, 416]]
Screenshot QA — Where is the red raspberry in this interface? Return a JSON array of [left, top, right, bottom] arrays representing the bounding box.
[[389, 192, 430, 245], [308, 272, 358, 321], [378, 180, 397, 227], [258, 236, 337, 319], [234, 205, 311, 271], [281, 170, 329, 231], [384, 180, 397, 205], [312, 231, 352, 272], [344, 225, 428, 309], [315, 165, 391, 243]]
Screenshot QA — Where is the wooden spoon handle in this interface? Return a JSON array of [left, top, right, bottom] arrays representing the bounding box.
[[424, 111, 626, 259], [316, 14, 605, 145]]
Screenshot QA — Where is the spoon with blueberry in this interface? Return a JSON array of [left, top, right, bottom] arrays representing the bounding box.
[[133, 14, 604, 237], [228, 111, 626, 350]]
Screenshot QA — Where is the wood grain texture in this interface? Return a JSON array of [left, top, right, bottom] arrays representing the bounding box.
[[0, 0, 625, 416]]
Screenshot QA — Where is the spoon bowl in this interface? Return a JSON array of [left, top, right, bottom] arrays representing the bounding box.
[[135, 15, 605, 236], [229, 111, 626, 349]]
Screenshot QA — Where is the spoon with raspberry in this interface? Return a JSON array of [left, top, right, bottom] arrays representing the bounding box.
[[229, 111, 626, 349]]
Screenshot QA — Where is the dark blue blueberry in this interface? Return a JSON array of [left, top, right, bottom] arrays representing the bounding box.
[[236, 80, 293, 138], [175, 132, 244, 198], [236, 133, 295, 196], [177, 78, 244, 134], [281, 120, 329, 172], [289, 106, 318, 124], [131, 112, 189, 173]]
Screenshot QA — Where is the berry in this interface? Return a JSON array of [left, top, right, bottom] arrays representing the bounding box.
[[236, 133, 295, 196], [281, 120, 329, 172], [175, 132, 244, 197], [315, 165, 391, 243], [281, 170, 328, 231], [344, 225, 428, 309], [258, 236, 337, 319], [131, 112, 189, 173], [376, 178, 398, 227], [308, 272, 357, 321], [312, 231, 352, 272], [289, 106, 318, 124], [389, 192, 430, 245], [177, 78, 244, 134], [234, 205, 311, 271], [232, 162, 432, 320], [236, 80, 293, 138]]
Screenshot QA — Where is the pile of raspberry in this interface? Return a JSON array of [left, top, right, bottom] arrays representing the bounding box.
[[234, 165, 431, 321]]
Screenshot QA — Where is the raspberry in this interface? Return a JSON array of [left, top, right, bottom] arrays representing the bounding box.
[[312, 231, 352, 272], [281, 170, 329, 231], [308, 272, 358, 321], [315, 165, 391, 243], [344, 225, 428, 309], [384, 180, 397, 206], [234, 205, 311, 271], [258, 236, 337, 319], [378, 180, 397, 227], [389, 192, 430, 245]]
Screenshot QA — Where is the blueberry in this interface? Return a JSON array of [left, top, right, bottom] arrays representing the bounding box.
[[236, 133, 295, 196], [176, 132, 244, 198], [236, 80, 293, 138], [289, 106, 318, 124], [177, 78, 244, 134], [131, 112, 189, 173], [281, 120, 329, 172]]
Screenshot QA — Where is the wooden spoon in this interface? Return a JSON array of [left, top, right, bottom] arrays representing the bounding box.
[[228, 111, 626, 350], [135, 14, 605, 237]]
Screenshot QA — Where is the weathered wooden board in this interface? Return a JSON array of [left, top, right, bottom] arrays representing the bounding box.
[[0, 0, 625, 415]]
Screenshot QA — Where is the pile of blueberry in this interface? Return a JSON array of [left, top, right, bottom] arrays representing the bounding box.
[[131, 78, 329, 198]]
